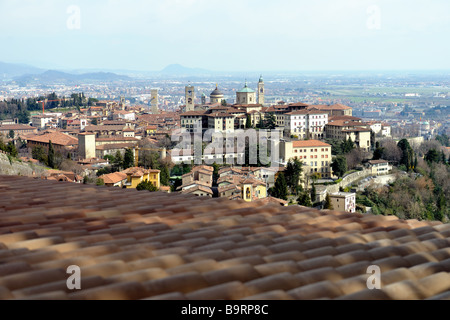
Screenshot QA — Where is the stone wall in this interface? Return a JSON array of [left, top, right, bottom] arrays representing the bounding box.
[[0, 152, 47, 177], [316, 169, 372, 202]]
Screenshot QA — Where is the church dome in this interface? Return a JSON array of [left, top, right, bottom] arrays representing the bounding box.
[[237, 81, 255, 93], [210, 85, 224, 97]]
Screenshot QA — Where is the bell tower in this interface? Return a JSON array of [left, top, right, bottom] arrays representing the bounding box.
[[257, 75, 265, 105], [185, 85, 195, 112], [151, 89, 159, 114]]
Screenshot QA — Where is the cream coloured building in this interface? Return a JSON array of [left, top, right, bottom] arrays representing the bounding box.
[[236, 82, 257, 105], [325, 120, 372, 151], [330, 192, 356, 213], [180, 110, 207, 133], [280, 139, 332, 179], [207, 113, 235, 133]]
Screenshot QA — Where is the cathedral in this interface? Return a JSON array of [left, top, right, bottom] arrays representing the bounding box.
[[184, 76, 265, 112]]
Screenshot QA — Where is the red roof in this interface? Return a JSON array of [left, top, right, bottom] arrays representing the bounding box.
[[292, 140, 331, 148]]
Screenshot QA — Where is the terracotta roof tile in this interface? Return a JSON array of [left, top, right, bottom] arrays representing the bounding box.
[[0, 174, 449, 300]]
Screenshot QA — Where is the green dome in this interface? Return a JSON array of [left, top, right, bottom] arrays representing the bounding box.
[[237, 81, 255, 93]]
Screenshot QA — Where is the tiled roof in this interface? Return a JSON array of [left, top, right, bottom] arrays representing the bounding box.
[[0, 175, 449, 300], [308, 104, 352, 111], [181, 184, 213, 195], [292, 140, 331, 148], [180, 111, 206, 116], [368, 160, 389, 165], [329, 116, 362, 122], [99, 172, 128, 184], [26, 132, 78, 146], [85, 125, 126, 132], [326, 120, 367, 127], [254, 196, 288, 206], [0, 125, 37, 131], [192, 165, 214, 173], [285, 110, 328, 116], [96, 137, 139, 142]]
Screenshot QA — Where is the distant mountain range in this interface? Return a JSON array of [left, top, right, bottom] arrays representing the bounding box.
[[0, 61, 45, 79], [159, 64, 212, 76], [14, 70, 132, 85], [0, 61, 217, 84]]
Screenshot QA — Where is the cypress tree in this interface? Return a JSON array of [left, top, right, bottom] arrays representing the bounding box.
[[48, 140, 55, 169]]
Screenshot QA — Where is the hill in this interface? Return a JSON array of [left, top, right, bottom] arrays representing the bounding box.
[[13, 70, 132, 85], [0, 61, 45, 79]]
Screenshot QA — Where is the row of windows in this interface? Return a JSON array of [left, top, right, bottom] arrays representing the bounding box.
[[297, 155, 329, 159], [295, 148, 329, 153], [307, 161, 329, 167], [290, 115, 326, 120]]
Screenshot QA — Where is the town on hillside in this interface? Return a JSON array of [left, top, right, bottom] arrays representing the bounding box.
[[1, 78, 449, 222]]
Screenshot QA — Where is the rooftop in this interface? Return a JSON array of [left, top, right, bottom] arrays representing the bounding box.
[[292, 140, 331, 148], [0, 175, 448, 300], [26, 132, 78, 146]]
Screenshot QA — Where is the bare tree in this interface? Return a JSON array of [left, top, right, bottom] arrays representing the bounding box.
[[345, 148, 371, 170], [415, 140, 442, 157], [380, 139, 402, 163]]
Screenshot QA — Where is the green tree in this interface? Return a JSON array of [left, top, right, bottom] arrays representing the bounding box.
[[104, 154, 115, 163], [113, 151, 123, 171], [245, 114, 252, 129], [435, 134, 450, 147], [324, 193, 334, 209], [270, 172, 288, 200], [32, 146, 47, 164], [221, 99, 227, 106], [440, 151, 446, 164], [297, 191, 312, 207], [8, 130, 15, 140], [160, 164, 170, 186], [136, 180, 158, 192], [331, 155, 347, 178], [341, 137, 355, 154], [91, 118, 98, 125], [48, 140, 55, 169], [6, 141, 18, 158], [373, 141, 384, 160], [284, 158, 303, 195], [398, 139, 414, 171], [123, 148, 134, 169], [425, 149, 440, 164], [310, 183, 317, 203], [96, 178, 105, 186], [17, 110, 30, 124]]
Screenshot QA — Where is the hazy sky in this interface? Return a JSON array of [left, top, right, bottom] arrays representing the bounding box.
[[1, 0, 450, 71]]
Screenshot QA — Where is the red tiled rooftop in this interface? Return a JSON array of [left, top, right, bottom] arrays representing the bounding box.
[[0, 175, 448, 300]]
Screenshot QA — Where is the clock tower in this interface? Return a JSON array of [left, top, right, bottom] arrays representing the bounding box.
[[257, 75, 265, 105], [151, 89, 159, 114], [185, 85, 195, 112]]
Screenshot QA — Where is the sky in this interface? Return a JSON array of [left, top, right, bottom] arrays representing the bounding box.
[[1, 0, 450, 72]]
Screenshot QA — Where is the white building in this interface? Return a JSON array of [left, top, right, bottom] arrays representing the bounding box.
[[284, 110, 328, 139], [330, 192, 356, 213], [113, 111, 136, 121], [367, 159, 392, 175], [32, 115, 56, 129]]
